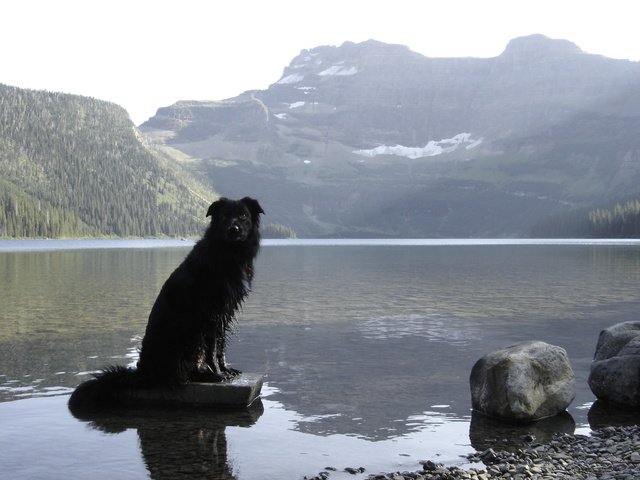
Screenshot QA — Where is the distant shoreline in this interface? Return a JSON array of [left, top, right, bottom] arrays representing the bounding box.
[[0, 238, 195, 252], [2, 238, 640, 253]]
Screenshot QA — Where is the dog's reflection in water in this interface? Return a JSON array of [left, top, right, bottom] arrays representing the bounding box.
[[70, 401, 263, 480]]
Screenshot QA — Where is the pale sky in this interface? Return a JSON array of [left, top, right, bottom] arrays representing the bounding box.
[[2, 0, 638, 124]]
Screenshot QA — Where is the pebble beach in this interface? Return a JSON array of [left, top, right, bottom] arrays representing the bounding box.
[[307, 425, 640, 480]]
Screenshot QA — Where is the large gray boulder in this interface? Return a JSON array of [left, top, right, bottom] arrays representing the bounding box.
[[470, 341, 575, 422], [588, 321, 640, 407]]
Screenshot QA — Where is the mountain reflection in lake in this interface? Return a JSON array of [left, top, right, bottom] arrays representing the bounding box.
[[2, 240, 640, 479]]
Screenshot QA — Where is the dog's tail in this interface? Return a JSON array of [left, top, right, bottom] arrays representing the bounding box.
[[68, 365, 142, 410]]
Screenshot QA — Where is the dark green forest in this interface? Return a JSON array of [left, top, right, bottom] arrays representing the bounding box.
[[588, 200, 640, 237], [0, 84, 214, 238], [532, 198, 640, 238]]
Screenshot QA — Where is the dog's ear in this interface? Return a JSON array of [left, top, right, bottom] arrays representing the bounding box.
[[240, 197, 265, 217], [206, 197, 228, 218]]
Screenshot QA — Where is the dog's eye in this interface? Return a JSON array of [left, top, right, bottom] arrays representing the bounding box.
[[239, 212, 248, 220]]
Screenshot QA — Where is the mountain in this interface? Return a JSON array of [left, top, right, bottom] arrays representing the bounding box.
[[140, 35, 640, 237], [0, 84, 216, 238]]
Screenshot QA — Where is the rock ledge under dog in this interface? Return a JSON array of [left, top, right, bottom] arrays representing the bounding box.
[[106, 373, 263, 409]]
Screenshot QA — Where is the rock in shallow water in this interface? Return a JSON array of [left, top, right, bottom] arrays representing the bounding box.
[[470, 340, 575, 421], [589, 321, 640, 407]]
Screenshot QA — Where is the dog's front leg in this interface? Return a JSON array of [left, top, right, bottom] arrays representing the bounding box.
[[190, 333, 225, 383], [215, 336, 241, 378]]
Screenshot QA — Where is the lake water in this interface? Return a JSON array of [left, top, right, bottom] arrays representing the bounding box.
[[2, 239, 640, 479]]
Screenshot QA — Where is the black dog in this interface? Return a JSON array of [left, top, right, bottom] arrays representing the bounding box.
[[69, 197, 264, 408]]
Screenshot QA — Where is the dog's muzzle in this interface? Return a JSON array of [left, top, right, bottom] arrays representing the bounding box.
[[227, 223, 245, 240]]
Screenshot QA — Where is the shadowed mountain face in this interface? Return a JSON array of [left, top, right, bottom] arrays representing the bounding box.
[[141, 35, 640, 237]]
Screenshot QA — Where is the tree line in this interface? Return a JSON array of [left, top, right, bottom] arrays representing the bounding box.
[[588, 199, 640, 237], [532, 198, 640, 238]]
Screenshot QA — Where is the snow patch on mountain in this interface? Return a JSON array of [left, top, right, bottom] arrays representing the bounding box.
[[318, 65, 358, 76], [277, 73, 305, 85], [296, 86, 316, 95], [353, 133, 482, 159]]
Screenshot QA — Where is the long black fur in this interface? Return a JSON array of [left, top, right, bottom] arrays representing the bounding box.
[[68, 197, 264, 409]]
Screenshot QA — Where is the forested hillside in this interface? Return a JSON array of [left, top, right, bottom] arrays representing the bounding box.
[[0, 84, 215, 237]]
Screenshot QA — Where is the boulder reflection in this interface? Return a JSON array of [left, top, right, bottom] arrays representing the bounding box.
[[69, 402, 263, 479], [469, 411, 575, 451], [588, 400, 640, 429]]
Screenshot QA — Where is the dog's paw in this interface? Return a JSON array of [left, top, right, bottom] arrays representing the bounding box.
[[224, 367, 242, 378]]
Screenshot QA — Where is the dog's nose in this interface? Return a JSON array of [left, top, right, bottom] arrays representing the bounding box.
[[228, 224, 241, 237]]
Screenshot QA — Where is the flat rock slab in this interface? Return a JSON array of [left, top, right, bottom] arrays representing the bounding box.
[[114, 373, 264, 408]]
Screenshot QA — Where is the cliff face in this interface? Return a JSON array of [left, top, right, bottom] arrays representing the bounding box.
[[140, 35, 640, 237]]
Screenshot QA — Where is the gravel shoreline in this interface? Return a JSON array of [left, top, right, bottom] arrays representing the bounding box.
[[306, 425, 640, 480]]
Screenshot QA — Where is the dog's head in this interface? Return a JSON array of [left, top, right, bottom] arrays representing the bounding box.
[[206, 197, 265, 242]]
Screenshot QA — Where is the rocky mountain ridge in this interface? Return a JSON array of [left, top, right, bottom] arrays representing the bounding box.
[[141, 35, 640, 237]]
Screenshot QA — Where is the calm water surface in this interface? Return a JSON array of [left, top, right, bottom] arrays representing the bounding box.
[[2, 239, 640, 479]]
